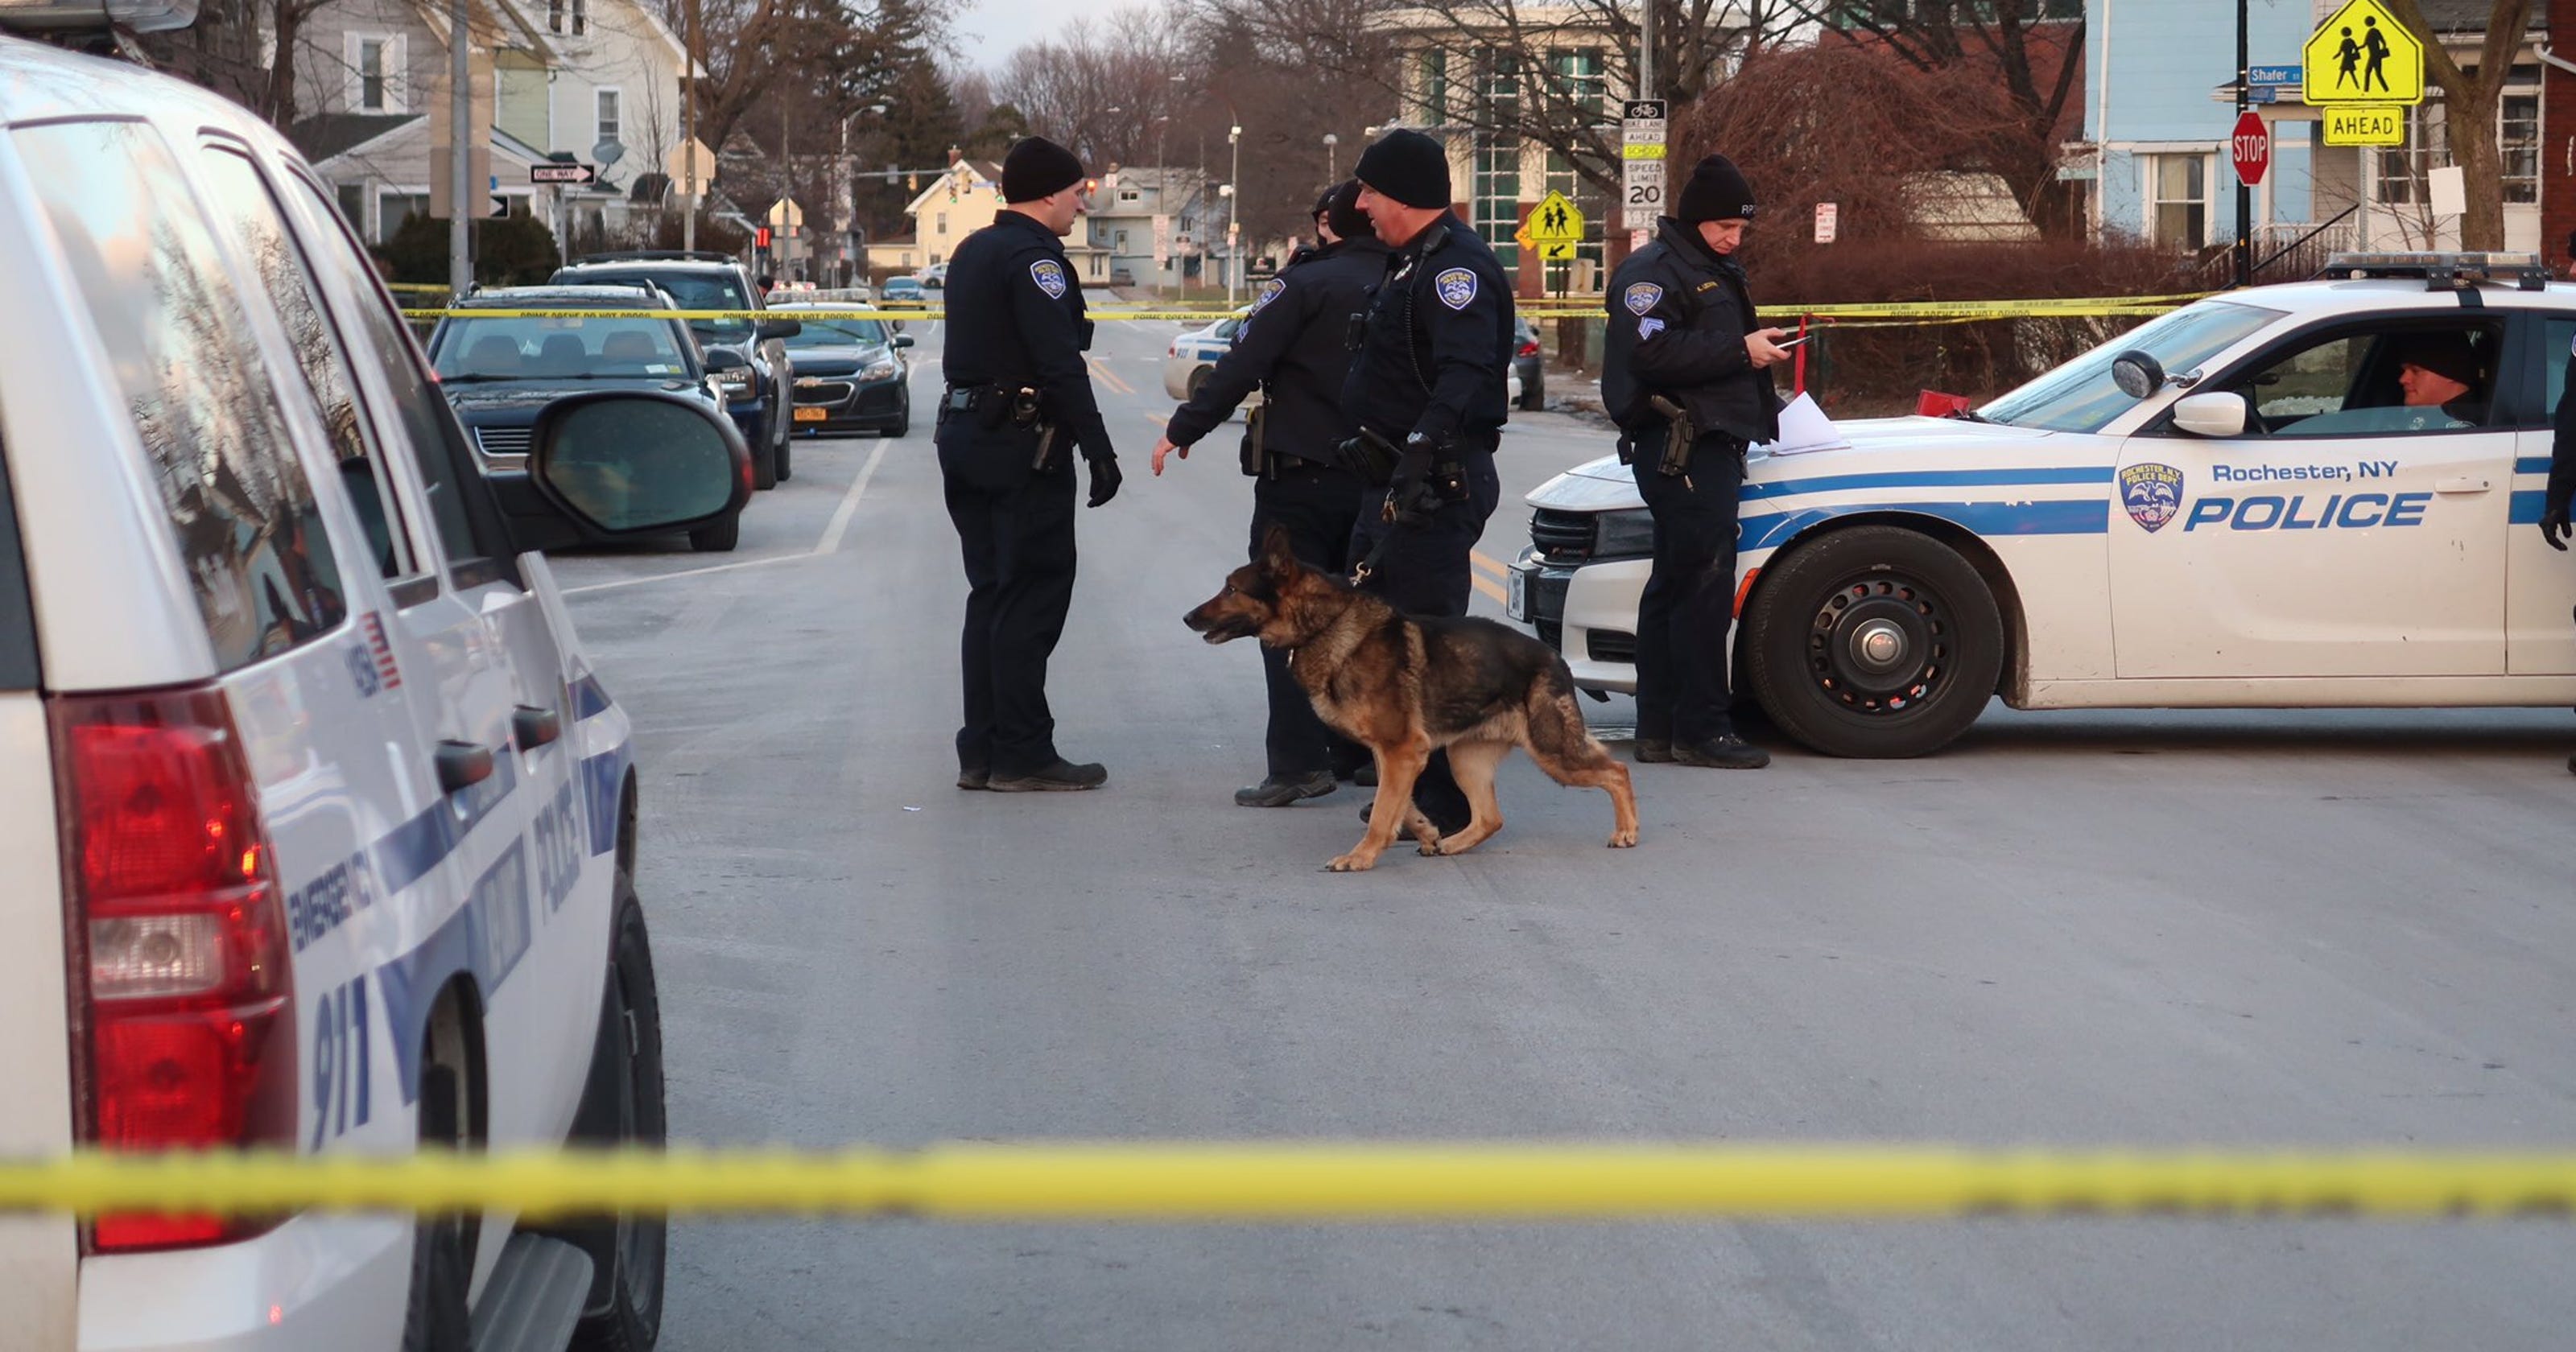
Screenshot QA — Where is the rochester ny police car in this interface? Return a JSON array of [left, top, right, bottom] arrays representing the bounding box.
[[1, 19, 744, 1350], [1513, 254, 2576, 758]]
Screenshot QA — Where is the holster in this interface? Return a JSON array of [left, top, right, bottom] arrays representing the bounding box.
[[1342, 427, 1402, 486], [1647, 395, 1697, 478], [1241, 404, 1269, 477]]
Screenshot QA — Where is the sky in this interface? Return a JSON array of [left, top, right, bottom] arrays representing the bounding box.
[[956, 0, 1127, 70]]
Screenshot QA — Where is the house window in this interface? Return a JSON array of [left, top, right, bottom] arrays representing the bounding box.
[[349, 35, 402, 113], [595, 89, 621, 150], [547, 0, 563, 32], [572, 0, 586, 34], [377, 190, 431, 244], [1414, 48, 1449, 126], [935, 211, 947, 233], [2503, 93, 2539, 204], [1114, 229, 1128, 248], [2150, 153, 2207, 249], [1546, 48, 1605, 120], [2376, 103, 2444, 205], [1120, 187, 1141, 204], [1472, 50, 1518, 268]]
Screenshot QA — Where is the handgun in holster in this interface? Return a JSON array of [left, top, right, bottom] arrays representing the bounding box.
[[1241, 402, 1269, 477], [1647, 394, 1697, 478], [1340, 427, 1403, 486], [1011, 388, 1060, 470]]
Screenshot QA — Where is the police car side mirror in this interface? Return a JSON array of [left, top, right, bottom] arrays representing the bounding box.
[[702, 348, 749, 372], [2170, 392, 2248, 439], [2111, 350, 2166, 400], [526, 391, 750, 538], [892, 333, 915, 349], [757, 317, 803, 340]]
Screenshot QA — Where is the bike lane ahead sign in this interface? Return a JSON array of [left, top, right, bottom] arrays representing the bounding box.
[[2301, 0, 2423, 105]]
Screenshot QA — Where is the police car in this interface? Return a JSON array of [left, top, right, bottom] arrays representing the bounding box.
[[1, 19, 741, 1350], [1162, 307, 1261, 402], [1513, 254, 2576, 758]]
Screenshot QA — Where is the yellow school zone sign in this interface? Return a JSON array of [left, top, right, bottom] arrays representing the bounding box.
[[2302, 0, 2424, 105], [1527, 190, 1585, 262]]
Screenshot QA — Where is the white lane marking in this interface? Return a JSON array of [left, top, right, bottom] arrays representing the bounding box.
[[564, 439, 892, 596], [815, 438, 890, 555]]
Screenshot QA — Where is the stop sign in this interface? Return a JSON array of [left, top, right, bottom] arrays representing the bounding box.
[[2231, 110, 2270, 185]]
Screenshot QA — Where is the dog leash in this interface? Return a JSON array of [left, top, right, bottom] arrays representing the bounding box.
[[1348, 522, 1397, 585]]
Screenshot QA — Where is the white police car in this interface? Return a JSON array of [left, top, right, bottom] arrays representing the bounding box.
[[0, 18, 743, 1350], [1513, 254, 2576, 758]]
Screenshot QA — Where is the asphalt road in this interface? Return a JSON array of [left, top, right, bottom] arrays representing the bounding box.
[[552, 311, 2576, 1350]]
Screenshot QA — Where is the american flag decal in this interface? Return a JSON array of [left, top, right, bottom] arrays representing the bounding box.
[[361, 612, 402, 689]]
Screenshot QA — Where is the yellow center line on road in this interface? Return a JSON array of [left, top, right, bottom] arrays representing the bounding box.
[[1088, 357, 1135, 396], [1471, 550, 1509, 579], [1472, 575, 1508, 604]]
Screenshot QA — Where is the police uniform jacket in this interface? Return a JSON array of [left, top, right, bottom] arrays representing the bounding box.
[[2552, 342, 2576, 517], [939, 209, 1112, 460], [1164, 237, 1391, 461], [1341, 212, 1513, 451], [1602, 215, 1783, 445]]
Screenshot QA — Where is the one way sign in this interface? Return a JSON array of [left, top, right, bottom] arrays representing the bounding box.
[[530, 163, 597, 185]]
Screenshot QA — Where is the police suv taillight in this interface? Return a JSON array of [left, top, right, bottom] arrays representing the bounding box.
[[49, 687, 297, 1252]]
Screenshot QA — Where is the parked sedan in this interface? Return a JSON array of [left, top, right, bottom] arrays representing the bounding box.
[[881, 276, 927, 309], [425, 286, 750, 551], [770, 306, 915, 437], [1514, 316, 1546, 410]]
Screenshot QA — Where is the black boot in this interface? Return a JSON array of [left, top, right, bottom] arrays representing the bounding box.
[[1632, 738, 1673, 764], [987, 758, 1108, 792], [1236, 769, 1336, 806], [956, 764, 989, 790], [1674, 733, 1770, 769]]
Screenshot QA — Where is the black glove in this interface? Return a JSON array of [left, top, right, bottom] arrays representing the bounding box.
[[1085, 451, 1122, 508], [2542, 501, 2572, 551]]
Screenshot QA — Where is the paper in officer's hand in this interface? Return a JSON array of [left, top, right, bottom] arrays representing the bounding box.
[[1749, 393, 1846, 458]]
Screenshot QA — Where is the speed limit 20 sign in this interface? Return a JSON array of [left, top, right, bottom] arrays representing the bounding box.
[[1622, 98, 1667, 230]]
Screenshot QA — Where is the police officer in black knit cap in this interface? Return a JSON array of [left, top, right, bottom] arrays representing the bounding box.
[[1152, 182, 1386, 806], [1601, 153, 1792, 770], [938, 135, 1122, 792], [1342, 129, 1515, 835]]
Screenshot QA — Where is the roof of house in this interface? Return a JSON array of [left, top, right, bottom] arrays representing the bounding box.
[[287, 113, 419, 164], [2419, 0, 2541, 32]]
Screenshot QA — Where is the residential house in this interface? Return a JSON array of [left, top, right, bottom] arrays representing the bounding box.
[[885, 155, 1108, 282], [2083, 0, 2546, 262], [290, 0, 694, 250], [1079, 167, 1215, 290]]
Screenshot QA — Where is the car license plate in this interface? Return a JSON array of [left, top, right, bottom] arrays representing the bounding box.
[[1506, 565, 1528, 620], [794, 406, 828, 422]]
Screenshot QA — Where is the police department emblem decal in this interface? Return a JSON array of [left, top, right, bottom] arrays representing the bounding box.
[[1624, 282, 1663, 315], [1030, 259, 1067, 299], [1435, 267, 1477, 311], [2120, 462, 2184, 533], [1249, 278, 1285, 314]]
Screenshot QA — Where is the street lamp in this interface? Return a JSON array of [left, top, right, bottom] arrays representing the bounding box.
[[1226, 122, 1241, 307], [1323, 132, 1339, 183]]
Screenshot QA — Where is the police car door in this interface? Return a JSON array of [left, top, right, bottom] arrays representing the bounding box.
[[2509, 315, 2576, 674], [266, 167, 603, 1239], [2108, 316, 2514, 678]]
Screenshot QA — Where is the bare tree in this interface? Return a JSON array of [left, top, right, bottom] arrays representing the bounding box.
[[137, 0, 341, 129], [2385, 0, 2536, 252]]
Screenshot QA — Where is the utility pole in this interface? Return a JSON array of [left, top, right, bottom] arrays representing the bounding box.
[[1639, 0, 1657, 108], [1226, 122, 1241, 307], [683, 0, 700, 251], [449, 0, 470, 298], [2234, 0, 2251, 287]]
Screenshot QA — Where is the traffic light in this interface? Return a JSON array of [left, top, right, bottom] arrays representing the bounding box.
[[906, 172, 919, 192], [755, 225, 772, 249], [1084, 178, 1098, 195]]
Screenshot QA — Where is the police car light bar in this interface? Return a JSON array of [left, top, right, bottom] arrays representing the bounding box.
[[0, 0, 198, 31], [2319, 251, 2550, 291]]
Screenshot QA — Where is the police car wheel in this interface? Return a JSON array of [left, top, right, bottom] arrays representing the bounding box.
[[1187, 366, 1212, 399], [566, 888, 667, 1352], [1744, 526, 2003, 759]]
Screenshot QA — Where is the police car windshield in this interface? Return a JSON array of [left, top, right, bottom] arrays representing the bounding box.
[[1979, 300, 2281, 433]]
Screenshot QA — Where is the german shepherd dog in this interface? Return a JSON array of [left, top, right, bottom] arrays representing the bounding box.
[[1184, 527, 1639, 872]]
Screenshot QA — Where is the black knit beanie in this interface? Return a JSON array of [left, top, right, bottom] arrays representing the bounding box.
[[1676, 154, 1757, 223], [1323, 180, 1370, 241], [1001, 137, 1085, 204], [1353, 130, 1451, 210]]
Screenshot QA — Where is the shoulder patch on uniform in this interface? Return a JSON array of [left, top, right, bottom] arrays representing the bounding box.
[[1435, 266, 1477, 311], [1623, 282, 1664, 316], [1030, 258, 1068, 299], [1249, 277, 1286, 314], [1637, 315, 1666, 340]]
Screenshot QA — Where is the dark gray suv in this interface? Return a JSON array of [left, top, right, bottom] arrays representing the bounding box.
[[550, 252, 801, 488]]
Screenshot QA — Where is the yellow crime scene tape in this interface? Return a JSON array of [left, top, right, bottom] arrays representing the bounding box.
[[397, 294, 2205, 325], [7, 1145, 2576, 1221]]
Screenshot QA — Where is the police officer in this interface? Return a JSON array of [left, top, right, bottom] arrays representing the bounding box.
[[937, 136, 1122, 792], [1600, 153, 1793, 770], [1342, 130, 1515, 834], [1152, 183, 1385, 807], [2541, 331, 2576, 773]]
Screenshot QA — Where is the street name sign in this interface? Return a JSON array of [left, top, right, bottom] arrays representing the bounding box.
[[2301, 0, 2423, 105]]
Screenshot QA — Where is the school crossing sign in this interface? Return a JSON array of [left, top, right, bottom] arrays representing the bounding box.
[[2301, 0, 2423, 106]]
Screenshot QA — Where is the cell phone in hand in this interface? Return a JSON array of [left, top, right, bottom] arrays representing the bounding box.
[[1769, 332, 1812, 349]]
